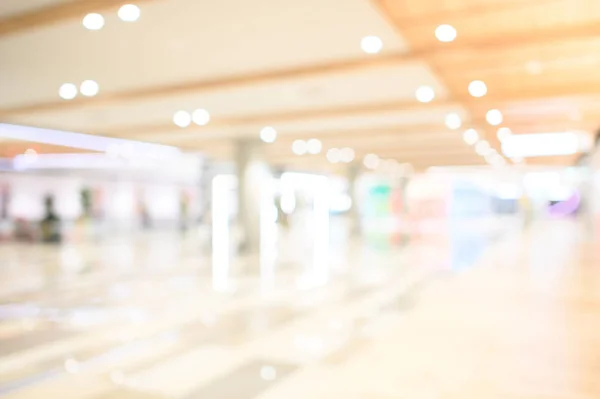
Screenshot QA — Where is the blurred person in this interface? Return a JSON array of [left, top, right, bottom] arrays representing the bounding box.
[[40, 195, 61, 243], [275, 194, 289, 230], [180, 190, 189, 232], [519, 194, 532, 229], [0, 184, 11, 241]]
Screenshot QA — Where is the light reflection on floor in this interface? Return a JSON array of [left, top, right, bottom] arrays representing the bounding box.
[[0, 219, 599, 398]]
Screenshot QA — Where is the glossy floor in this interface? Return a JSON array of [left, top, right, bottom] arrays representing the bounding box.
[[0, 220, 599, 398]]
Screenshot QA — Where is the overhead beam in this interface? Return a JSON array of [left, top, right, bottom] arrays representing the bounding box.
[[0, 52, 416, 117], [2, 20, 600, 117], [385, 0, 560, 28], [0, 0, 158, 37]]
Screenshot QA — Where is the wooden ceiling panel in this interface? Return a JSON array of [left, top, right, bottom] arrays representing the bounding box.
[[2, 0, 595, 169]]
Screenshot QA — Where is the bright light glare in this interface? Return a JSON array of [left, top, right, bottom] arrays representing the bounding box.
[[64, 359, 79, 374], [502, 132, 590, 158], [212, 175, 235, 292], [475, 140, 491, 155], [445, 113, 462, 130], [486, 109, 503, 126], [340, 147, 355, 163], [83, 13, 105, 30], [497, 127, 512, 142], [416, 86, 435, 103], [80, 80, 99, 97], [260, 126, 277, 143], [307, 138, 322, 154], [330, 194, 352, 213], [173, 110, 191, 128], [23, 148, 38, 163], [435, 24, 457, 42], [118, 4, 141, 22], [260, 366, 277, 381], [361, 36, 383, 54], [468, 80, 487, 98], [59, 83, 78, 100], [292, 140, 307, 155], [192, 108, 210, 126], [363, 153, 379, 169], [326, 148, 341, 163], [463, 129, 478, 145], [312, 176, 330, 286]]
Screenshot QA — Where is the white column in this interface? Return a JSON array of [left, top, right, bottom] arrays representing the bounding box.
[[347, 162, 361, 237], [235, 139, 272, 255]]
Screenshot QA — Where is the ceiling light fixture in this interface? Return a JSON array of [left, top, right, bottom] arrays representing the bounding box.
[[502, 132, 591, 158], [260, 126, 277, 143], [525, 60, 543, 75], [292, 139, 307, 155], [326, 148, 341, 163], [118, 4, 141, 22], [497, 127, 512, 142], [59, 83, 78, 100], [468, 80, 487, 98], [340, 147, 355, 163], [82, 13, 105, 30], [80, 80, 99, 97], [475, 140, 491, 156], [192, 108, 210, 126], [416, 86, 435, 103], [435, 24, 457, 43], [445, 113, 462, 130], [462, 129, 478, 145], [363, 153, 379, 169], [361, 36, 383, 54], [486, 109, 503, 126], [173, 110, 191, 128], [307, 138, 322, 155]]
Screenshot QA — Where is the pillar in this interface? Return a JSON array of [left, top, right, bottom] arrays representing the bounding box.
[[347, 162, 361, 237], [235, 139, 272, 255]]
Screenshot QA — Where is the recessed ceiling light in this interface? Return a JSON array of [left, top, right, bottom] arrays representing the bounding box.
[[80, 80, 99, 97], [118, 4, 141, 22], [435, 24, 457, 43], [59, 83, 78, 100], [416, 86, 435, 103], [340, 147, 355, 163], [83, 13, 105, 30], [445, 113, 462, 130], [486, 109, 503, 126], [292, 139, 307, 155], [192, 108, 210, 126], [260, 366, 277, 381], [475, 140, 491, 156], [260, 126, 277, 143], [363, 153, 379, 169], [64, 358, 79, 374], [23, 148, 38, 163], [326, 148, 341, 163], [497, 127, 512, 142], [173, 110, 191, 128], [468, 80, 487, 98], [307, 138, 322, 155], [361, 36, 383, 54], [463, 129, 479, 145], [525, 60, 543, 75]]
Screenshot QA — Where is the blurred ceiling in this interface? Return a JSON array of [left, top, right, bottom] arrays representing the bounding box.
[[0, 0, 597, 170]]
